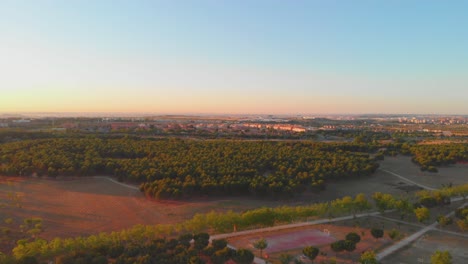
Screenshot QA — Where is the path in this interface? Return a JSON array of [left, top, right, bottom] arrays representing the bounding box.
[[96, 169, 464, 263], [376, 202, 466, 261], [375, 168, 467, 260], [93, 176, 140, 191], [378, 168, 436, 191], [215, 167, 466, 263]]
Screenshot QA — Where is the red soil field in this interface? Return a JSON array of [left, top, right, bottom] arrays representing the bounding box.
[[0, 176, 203, 240], [259, 229, 335, 253], [228, 224, 393, 263]]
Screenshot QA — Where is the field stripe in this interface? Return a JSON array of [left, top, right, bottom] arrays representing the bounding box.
[[378, 168, 437, 190], [93, 176, 139, 191]]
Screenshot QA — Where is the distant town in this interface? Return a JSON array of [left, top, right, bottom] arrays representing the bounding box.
[[1, 114, 467, 139]]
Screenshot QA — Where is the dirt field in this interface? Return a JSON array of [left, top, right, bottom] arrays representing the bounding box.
[[0, 176, 277, 240], [379, 156, 468, 188]]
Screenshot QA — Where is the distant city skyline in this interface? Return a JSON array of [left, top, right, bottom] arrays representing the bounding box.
[[1, 1, 467, 115]]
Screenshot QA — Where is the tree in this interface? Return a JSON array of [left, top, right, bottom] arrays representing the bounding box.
[[212, 247, 232, 264], [343, 240, 356, 252], [330, 240, 345, 253], [370, 228, 384, 239], [279, 253, 294, 264], [232, 248, 255, 264], [178, 233, 193, 248], [253, 238, 268, 258], [193, 232, 210, 252], [353, 193, 371, 214], [345, 232, 361, 243], [456, 217, 468, 231], [388, 229, 400, 240], [302, 246, 319, 262], [431, 250, 452, 264], [360, 250, 378, 264], [414, 207, 430, 223], [437, 215, 453, 227], [189, 256, 206, 264], [17, 256, 38, 264], [211, 239, 228, 251]]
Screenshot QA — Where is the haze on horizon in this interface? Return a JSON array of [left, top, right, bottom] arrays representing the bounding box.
[[1, 1, 467, 115]]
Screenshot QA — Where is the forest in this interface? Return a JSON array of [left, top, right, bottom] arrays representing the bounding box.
[[407, 143, 468, 171], [0, 138, 379, 199]]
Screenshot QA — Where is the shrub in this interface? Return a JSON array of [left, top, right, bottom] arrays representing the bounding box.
[[360, 250, 378, 264], [388, 229, 400, 240], [330, 240, 346, 252], [437, 215, 453, 226], [370, 228, 383, 239], [343, 240, 356, 252], [345, 232, 361, 243], [430, 250, 452, 264], [420, 196, 437, 208]]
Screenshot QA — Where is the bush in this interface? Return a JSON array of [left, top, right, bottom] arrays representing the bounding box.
[[360, 250, 378, 264], [211, 239, 228, 251], [91, 256, 108, 264], [455, 207, 468, 219], [302, 246, 319, 261], [345, 232, 361, 243], [343, 240, 356, 252], [430, 250, 452, 264], [18, 256, 38, 264], [109, 245, 124, 258], [420, 196, 437, 208], [232, 249, 254, 264], [330, 240, 346, 252], [437, 215, 453, 226], [388, 229, 400, 240], [370, 228, 383, 239]]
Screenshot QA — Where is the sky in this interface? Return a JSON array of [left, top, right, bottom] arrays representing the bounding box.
[[1, 0, 467, 115]]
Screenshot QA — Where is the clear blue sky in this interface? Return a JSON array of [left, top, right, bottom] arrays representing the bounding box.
[[1, 0, 467, 114]]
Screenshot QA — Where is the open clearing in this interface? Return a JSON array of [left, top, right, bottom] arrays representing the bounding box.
[[379, 156, 468, 188]]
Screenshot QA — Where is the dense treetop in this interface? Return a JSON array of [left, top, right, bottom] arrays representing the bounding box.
[[0, 138, 379, 199]]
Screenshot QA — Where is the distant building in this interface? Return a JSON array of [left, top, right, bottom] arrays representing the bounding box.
[[110, 122, 140, 130]]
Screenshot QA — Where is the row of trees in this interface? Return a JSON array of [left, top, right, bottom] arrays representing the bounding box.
[[9, 193, 375, 260], [0, 138, 379, 199], [4, 232, 255, 264], [8, 184, 467, 262]]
